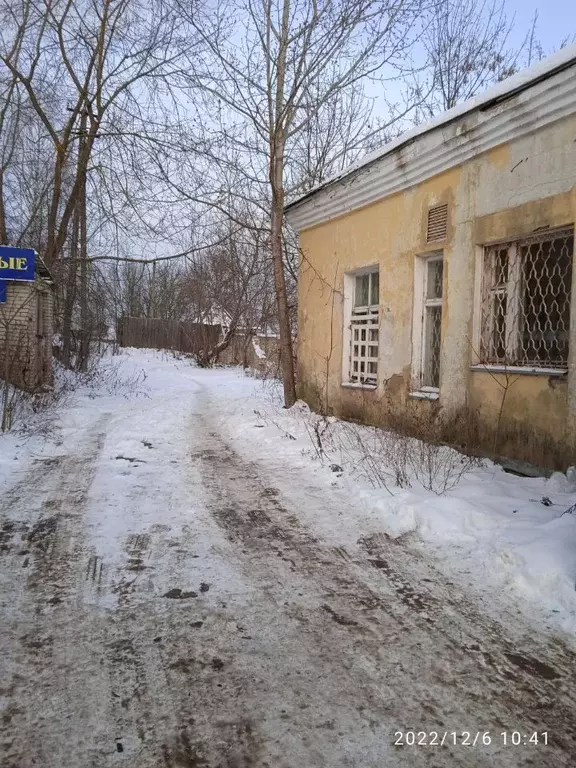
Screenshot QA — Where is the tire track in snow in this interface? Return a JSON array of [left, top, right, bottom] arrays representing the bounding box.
[[194, 414, 576, 768], [3, 370, 576, 768], [0, 414, 112, 767]]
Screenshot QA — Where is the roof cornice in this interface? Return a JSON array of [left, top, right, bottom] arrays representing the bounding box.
[[285, 50, 576, 233]]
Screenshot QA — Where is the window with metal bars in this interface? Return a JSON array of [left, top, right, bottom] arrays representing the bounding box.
[[420, 255, 443, 388], [349, 270, 379, 384], [480, 228, 574, 369]]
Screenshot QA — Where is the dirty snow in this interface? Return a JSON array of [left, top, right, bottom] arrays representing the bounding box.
[[1, 348, 576, 767], [218, 384, 576, 639]]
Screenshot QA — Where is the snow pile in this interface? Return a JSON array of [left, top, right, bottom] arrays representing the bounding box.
[[0, 348, 152, 492], [252, 337, 267, 359]]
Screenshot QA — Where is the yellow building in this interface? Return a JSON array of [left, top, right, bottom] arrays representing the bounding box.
[[285, 47, 576, 471]]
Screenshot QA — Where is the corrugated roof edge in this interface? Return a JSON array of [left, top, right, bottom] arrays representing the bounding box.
[[285, 44, 576, 213]]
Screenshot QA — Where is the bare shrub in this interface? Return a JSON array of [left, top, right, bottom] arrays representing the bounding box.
[[330, 418, 480, 495], [246, 356, 282, 384], [10, 387, 72, 438], [249, 363, 284, 408], [407, 440, 480, 494], [302, 414, 332, 461], [71, 356, 149, 399], [310, 384, 484, 495], [1, 368, 74, 437], [4, 351, 149, 439], [330, 422, 406, 495], [252, 373, 481, 494]]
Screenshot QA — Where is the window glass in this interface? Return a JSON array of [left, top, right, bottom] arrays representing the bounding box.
[[426, 259, 443, 299], [418, 254, 444, 390], [349, 269, 379, 384], [370, 271, 379, 306], [424, 305, 442, 387], [355, 274, 370, 307]]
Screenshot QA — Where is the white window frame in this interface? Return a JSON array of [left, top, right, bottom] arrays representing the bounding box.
[[411, 251, 443, 397], [342, 267, 379, 387], [472, 228, 574, 373]]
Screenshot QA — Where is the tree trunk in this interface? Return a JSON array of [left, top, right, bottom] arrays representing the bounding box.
[[78, 165, 89, 369], [0, 171, 7, 244], [45, 147, 66, 266], [61, 213, 79, 368], [270, 138, 296, 407], [77, 109, 90, 371]]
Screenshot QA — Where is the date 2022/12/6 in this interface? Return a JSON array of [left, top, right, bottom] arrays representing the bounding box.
[[393, 731, 549, 747]]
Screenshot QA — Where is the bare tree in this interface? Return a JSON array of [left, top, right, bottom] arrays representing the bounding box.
[[183, 0, 423, 406], [179, 222, 275, 366], [0, 0, 207, 369], [420, 0, 519, 115]]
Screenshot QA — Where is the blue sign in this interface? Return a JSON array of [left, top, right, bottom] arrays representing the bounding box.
[[0, 246, 36, 282]]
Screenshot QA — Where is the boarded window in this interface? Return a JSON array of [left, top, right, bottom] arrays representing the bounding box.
[[426, 204, 448, 243]]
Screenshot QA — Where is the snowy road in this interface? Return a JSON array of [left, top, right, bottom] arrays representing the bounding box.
[[1, 352, 576, 767]]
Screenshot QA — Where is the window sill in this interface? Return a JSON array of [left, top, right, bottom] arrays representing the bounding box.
[[409, 389, 439, 401], [470, 364, 568, 377], [341, 382, 377, 390]]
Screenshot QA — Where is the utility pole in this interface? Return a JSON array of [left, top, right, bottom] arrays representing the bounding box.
[[148, 260, 156, 319], [61, 196, 79, 368], [78, 109, 89, 371]]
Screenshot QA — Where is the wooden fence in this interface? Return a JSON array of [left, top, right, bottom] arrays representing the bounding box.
[[117, 316, 221, 355]]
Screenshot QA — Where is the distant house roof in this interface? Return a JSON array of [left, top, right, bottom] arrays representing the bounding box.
[[285, 45, 576, 232], [36, 255, 54, 283]]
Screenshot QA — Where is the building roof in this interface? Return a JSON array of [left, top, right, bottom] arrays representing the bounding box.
[[36, 255, 54, 283], [285, 44, 576, 231]]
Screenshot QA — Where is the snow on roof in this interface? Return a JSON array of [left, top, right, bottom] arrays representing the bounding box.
[[286, 44, 576, 212]]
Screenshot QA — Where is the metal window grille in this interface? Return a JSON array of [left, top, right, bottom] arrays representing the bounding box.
[[480, 228, 573, 368], [427, 203, 448, 243], [350, 271, 379, 384], [422, 256, 443, 388]]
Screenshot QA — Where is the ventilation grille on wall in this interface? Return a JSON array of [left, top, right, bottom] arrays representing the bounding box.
[[427, 203, 448, 243]]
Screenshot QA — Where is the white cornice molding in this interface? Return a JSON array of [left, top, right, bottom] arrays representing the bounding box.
[[285, 61, 576, 233]]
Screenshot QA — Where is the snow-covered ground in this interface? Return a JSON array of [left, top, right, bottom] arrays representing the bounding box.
[[213, 376, 576, 641], [1, 348, 576, 767]]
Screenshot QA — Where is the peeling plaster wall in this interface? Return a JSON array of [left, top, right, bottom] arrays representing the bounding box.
[[296, 114, 576, 469]]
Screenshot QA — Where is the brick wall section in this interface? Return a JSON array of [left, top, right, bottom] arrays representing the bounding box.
[[0, 280, 54, 391]]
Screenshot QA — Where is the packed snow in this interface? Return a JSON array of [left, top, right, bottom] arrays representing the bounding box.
[[2, 347, 576, 767], [2, 348, 575, 641]]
